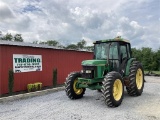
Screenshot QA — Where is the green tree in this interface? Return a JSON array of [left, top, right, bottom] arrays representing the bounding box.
[[155, 48, 160, 70], [39, 41, 46, 45], [131, 47, 160, 71], [141, 47, 154, 71], [57, 45, 65, 49], [13, 34, 23, 42], [1, 33, 13, 41], [77, 39, 86, 50], [32, 41, 38, 44], [46, 40, 59, 46], [151, 52, 158, 71], [65, 44, 78, 50], [131, 48, 143, 62], [39, 40, 61, 47], [0, 31, 2, 39]]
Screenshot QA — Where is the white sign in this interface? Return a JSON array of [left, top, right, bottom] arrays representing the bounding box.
[[13, 54, 42, 73]]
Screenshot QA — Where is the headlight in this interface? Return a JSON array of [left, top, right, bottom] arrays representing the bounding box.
[[81, 70, 83, 73], [86, 70, 92, 73]]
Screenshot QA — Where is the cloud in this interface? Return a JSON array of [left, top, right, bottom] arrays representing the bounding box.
[[0, 1, 15, 21], [0, 0, 159, 49]]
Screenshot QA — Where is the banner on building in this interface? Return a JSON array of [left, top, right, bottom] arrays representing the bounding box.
[[13, 54, 42, 73]]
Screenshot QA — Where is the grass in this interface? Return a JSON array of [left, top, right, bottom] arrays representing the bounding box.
[[144, 71, 160, 75]]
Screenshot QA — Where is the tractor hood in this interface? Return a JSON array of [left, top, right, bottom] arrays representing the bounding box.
[[82, 60, 107, 66]]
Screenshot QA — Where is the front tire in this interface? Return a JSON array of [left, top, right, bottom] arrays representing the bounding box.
[[126, 61, 144, 96], [65, 72, 85, 99], [102, 72, 124, 107]]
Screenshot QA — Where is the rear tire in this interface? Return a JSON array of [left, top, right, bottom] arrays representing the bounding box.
[[65, 72, 85, 99], [102, 71, 124, 107], [126, 61, 144, 96]]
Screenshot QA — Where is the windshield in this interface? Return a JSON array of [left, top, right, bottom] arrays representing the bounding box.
[[94, 42, 118, 60]]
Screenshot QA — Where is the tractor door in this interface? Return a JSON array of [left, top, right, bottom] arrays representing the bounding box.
[[109, 42, 119, 72], [119, 42, 131, 75]]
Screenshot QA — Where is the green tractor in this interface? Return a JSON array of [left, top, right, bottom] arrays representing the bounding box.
[[65, 37, 144, 107]]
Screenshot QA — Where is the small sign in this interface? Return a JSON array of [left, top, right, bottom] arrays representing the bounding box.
[[13, 54, 42, 73]]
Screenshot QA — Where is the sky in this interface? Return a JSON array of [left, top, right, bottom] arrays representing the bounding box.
[[0, 0, 160, 49]]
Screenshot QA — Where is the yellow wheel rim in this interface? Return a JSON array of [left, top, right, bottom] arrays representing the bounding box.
[[136, 68, 143, 89], [113, 79, 123, 101], [73, 79, 83, 95]]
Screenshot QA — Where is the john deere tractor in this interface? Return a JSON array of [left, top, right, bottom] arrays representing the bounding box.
[[65, 37, 144, 107]]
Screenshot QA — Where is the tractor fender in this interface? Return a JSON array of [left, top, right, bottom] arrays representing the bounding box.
[[125, 58, 136, 76]]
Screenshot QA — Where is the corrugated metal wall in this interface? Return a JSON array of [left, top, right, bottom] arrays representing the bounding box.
[[0, 45, 93, 94]]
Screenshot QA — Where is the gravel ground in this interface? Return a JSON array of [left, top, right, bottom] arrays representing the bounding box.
[[0, 76, 160, 120]]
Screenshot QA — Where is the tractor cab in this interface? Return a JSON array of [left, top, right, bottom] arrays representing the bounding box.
[[93, 37, 132, 75]]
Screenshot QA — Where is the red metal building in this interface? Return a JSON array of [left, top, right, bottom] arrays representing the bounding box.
[[0, 41, 93, 95]]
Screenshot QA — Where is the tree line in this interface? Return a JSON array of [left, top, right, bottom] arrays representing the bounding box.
[[35, 39, 94, 51], [0, 33, 23, 42], [0, 33, 93, 51], [132, 48, 160, 71], [0, 33, 159, 71]]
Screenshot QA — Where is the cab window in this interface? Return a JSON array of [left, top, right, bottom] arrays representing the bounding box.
[[120, 45, 127, 59]]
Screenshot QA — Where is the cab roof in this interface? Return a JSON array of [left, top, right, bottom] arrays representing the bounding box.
[[93, 36, 130, 44]]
